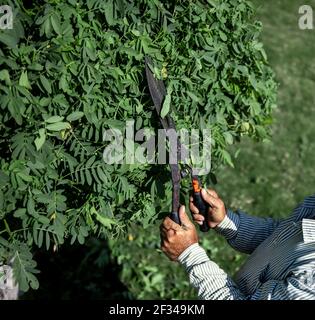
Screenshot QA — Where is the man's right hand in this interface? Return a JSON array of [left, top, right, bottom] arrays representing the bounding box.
[[189, 188, 227, 229]]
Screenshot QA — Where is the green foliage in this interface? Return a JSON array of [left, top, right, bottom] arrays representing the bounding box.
[[0, 0, 276, 292], [0, 237, 39, 291]]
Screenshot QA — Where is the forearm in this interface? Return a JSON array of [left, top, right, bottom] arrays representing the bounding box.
[[178, 243, 245, 300], [215, 209, 279, 254]]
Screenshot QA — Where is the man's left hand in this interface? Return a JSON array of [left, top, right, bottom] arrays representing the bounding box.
[[160, 205, 198, 261]]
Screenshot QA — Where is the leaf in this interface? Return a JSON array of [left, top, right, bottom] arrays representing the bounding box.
[[46, 122, 71, 131], [45, 116, 64, 123], [84, 39, 97, 61], [96, 166, 108, 183], [0, 69, 11, 85], [59, 74, 68, 91], [39, 75, 52, 94], [219, 30, 227, 42], [17, 172, 32, 182], [66, 111, 84, 121], [0, 32, 19, 48], [45, 232, 50, 250], [38, 229, 43, 248], [85, 169, 92, 185], [28, 273, 39, 290], [50, 14, 61, 35], [95, 212, 115, 229], [104, 1, 114, 25], [221, 150, 234, 168], [14, 208, 27, 218], [28, 63, 44, 71], [19, 71, 32, 89], [160, 93, 171, 118], [12, 245, 39, 292], [8, 98, 23, 125], [86, 155, 96, 167], [77, 233, 85, 244], [79, 226, 88, 237], [187, 91, 201, 103], [206, 172, 218, 185], [34, 128, 46, 151], [27, 198, 37, 217], [250, 101, 262, 116], [39, 97, 51, 107], [43, 17, 52, 37], [223, 132, 233, 145], [38, 216, 50, 225]]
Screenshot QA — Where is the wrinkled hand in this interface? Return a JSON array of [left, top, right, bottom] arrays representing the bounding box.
[[160, 206, 198, 261], [190, 188, 226, 229]]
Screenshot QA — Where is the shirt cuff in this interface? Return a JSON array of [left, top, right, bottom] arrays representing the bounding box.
[[178, 243, 210, 271], [214, 209, 240, 240]]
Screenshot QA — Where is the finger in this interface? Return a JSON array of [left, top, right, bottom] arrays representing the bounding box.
[[160, 241, 167, 252], [178, 205, 192, 226], [206, 188, 219, 198], [162, 229, 175, 239], [189, 200, 199, 215], [162, 217, 181, 231], [161, 225, 180, 236], [192, 213, 205, 224], [160, 225, 176, 237], [160, 227, 167, 239], [160, 223, 170, 236], [162, 229, 175, 240], [162, 216, 177, 229], [160, 228, 167, 240], [160, 223, 171, 232], [201, 188, 220, 208]]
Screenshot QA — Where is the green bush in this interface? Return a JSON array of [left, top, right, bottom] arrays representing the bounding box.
[[0, 0, 276, 292]]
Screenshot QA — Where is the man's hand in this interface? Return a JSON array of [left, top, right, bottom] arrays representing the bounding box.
[[190, 188, 226, 229], [160, 206, 198, 261]]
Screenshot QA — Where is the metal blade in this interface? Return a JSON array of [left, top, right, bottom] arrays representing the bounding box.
[[145, 56, 181, 218], [144, 56, 167, 117]]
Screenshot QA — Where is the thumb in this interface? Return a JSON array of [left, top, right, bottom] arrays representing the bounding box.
[[201, 188, 218, 207], [178, 205, 191, 226]]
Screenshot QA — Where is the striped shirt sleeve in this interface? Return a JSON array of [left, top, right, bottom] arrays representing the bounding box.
[[178, 244, 315, 300], [215, 209, 279, 254], [178, 243, 245, 300], [214, 194, 315, 254]]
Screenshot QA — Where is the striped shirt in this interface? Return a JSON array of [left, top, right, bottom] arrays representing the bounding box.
[[178, 195, 315, 300]]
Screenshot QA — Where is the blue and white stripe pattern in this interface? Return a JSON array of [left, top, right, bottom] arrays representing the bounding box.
[[178, 195, 315, 300]]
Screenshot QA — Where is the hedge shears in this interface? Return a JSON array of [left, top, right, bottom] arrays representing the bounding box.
[[145, 57, 210, 232]]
